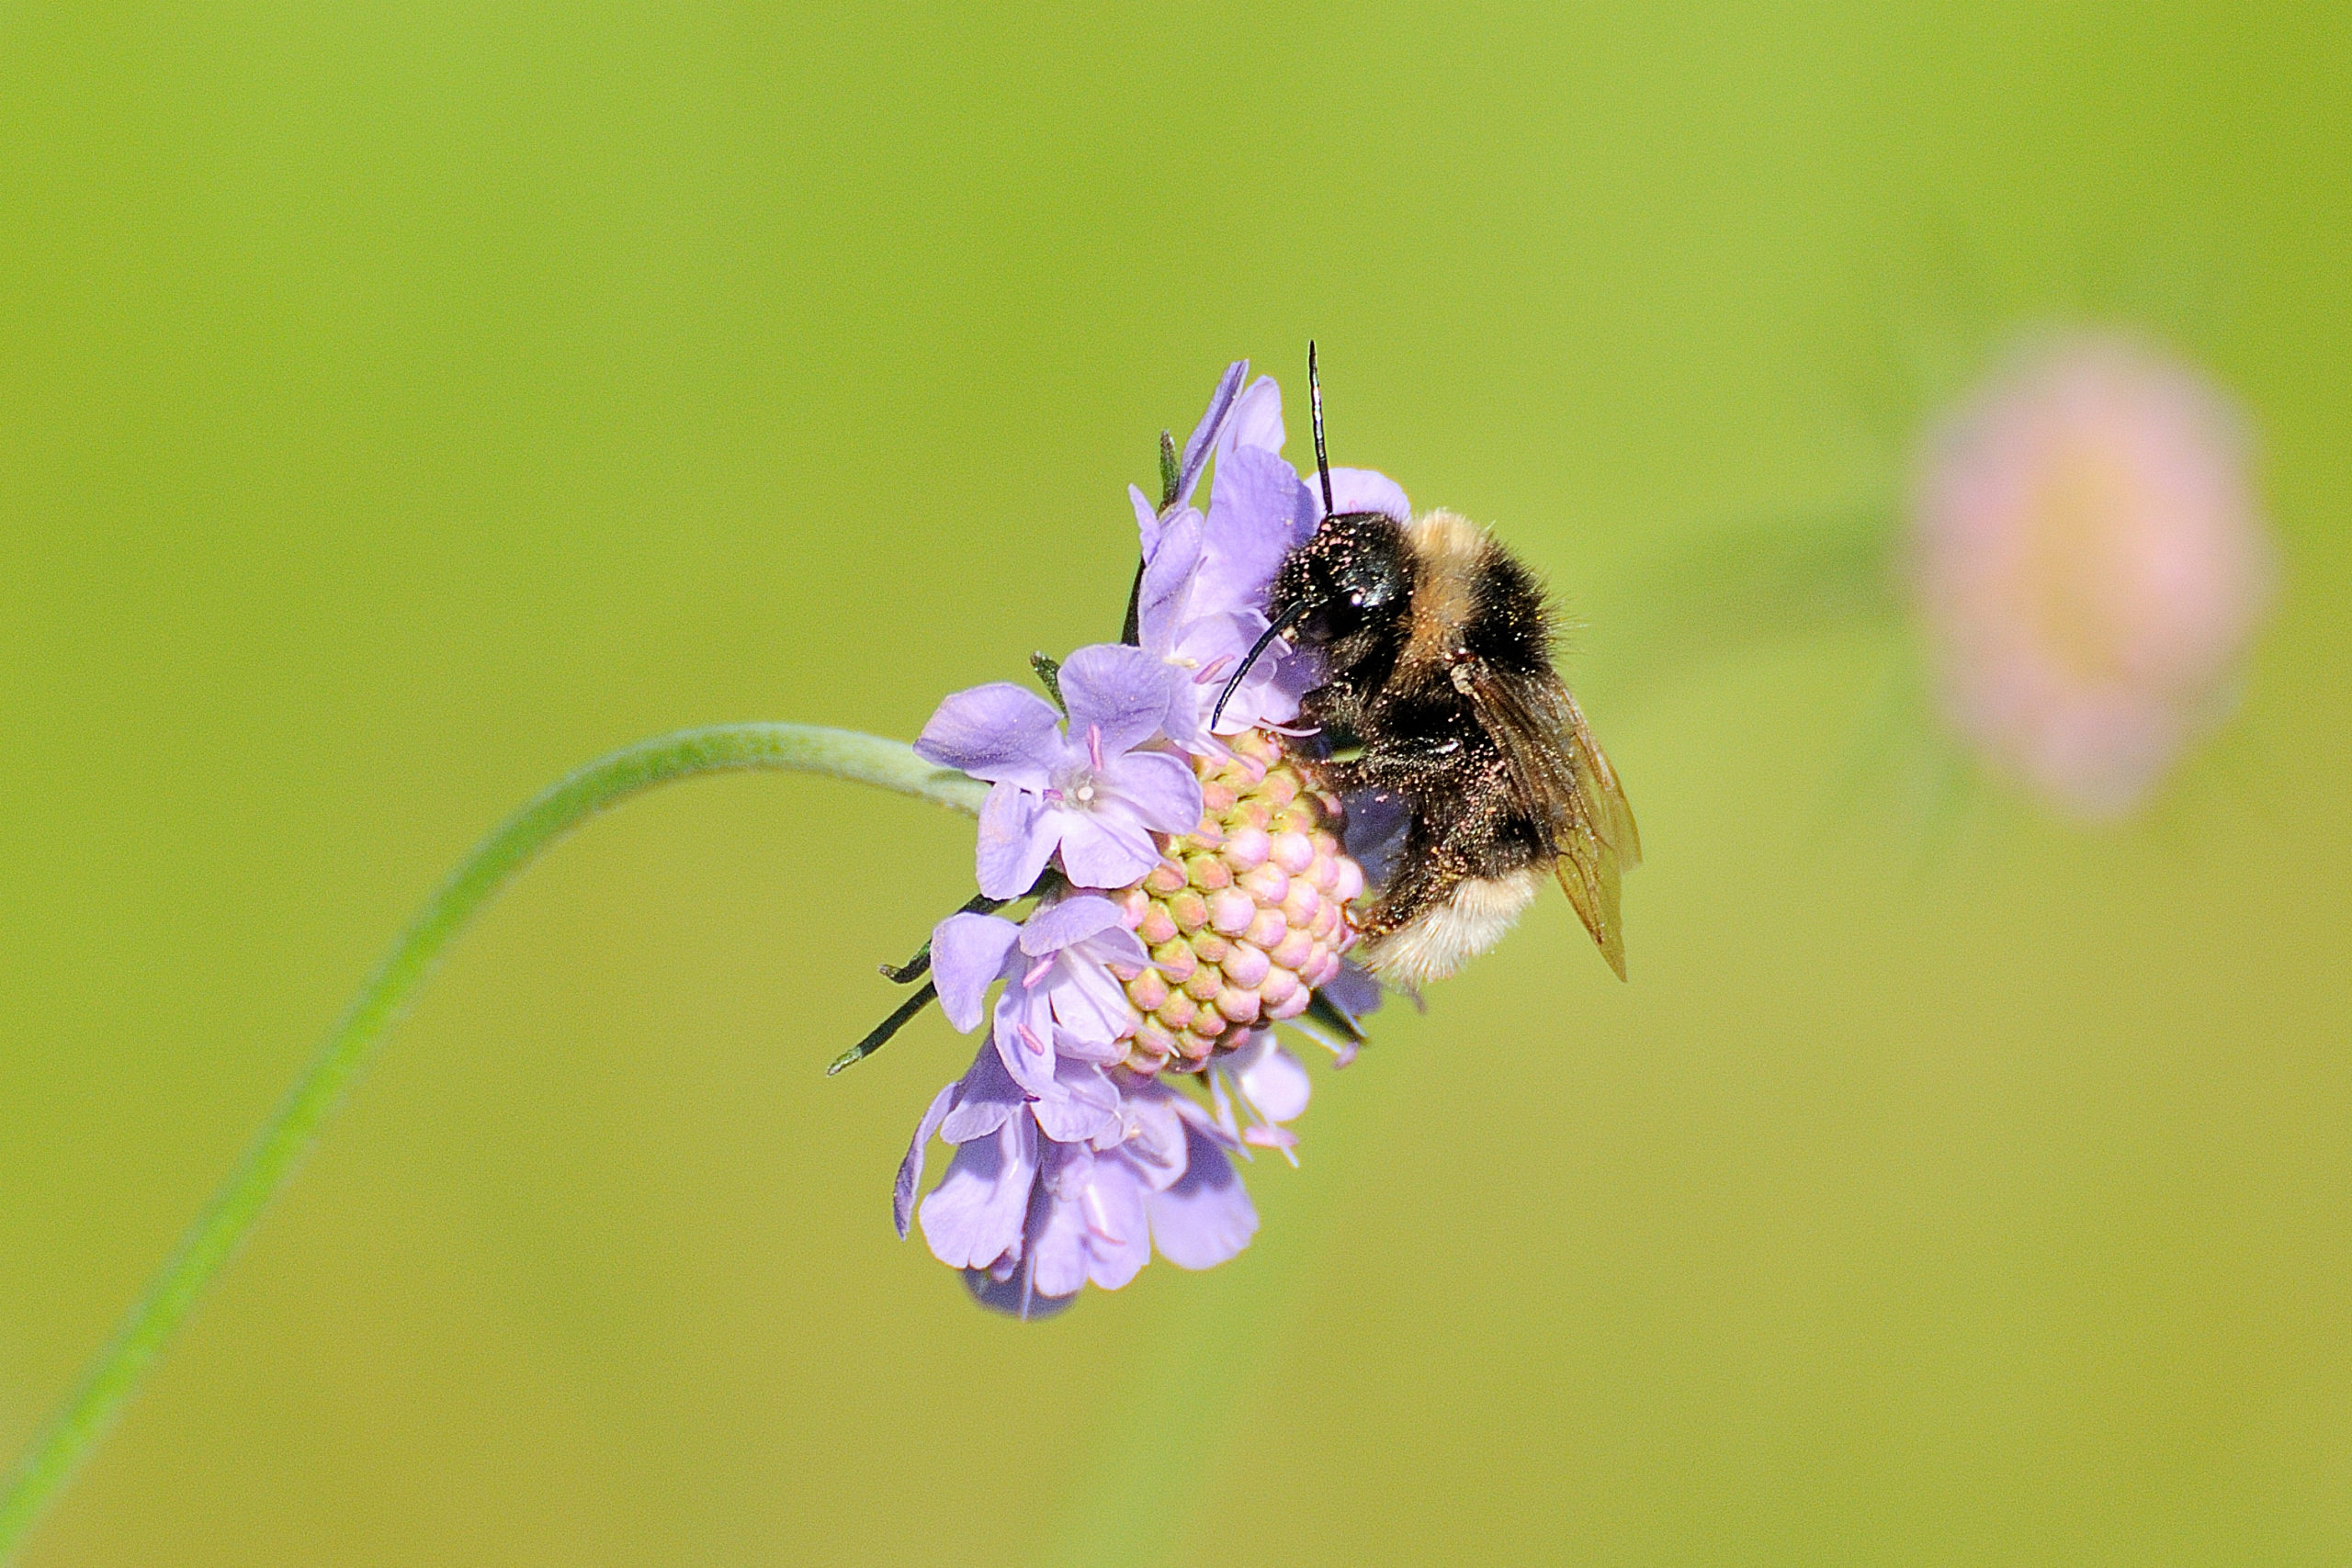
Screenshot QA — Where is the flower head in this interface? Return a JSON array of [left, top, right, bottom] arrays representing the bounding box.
[[886, 357, 1393, 1316], [1907, 333, 2278, 818]]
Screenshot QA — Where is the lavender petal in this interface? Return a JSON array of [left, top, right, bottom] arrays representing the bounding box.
[[1048, 954, 1143, 1047], [930, 910, 1021, 1032], [1135, 509, 1205, 657], [1052, 810, 1162, 893], [918, 1114, 1038, 1270], [1177, 360, 1250, 507], [1323, 467, 1411, 525], [1084, 1156, 1153, 1291], [1058, 643, 1179, 755], [1032, 1059, 1122, 1144], [1216, 376, 1285, 466], [1198, 445, 1317, 615], [939, 1043, 1024, 1144], [1129, 483, 1164, 559], [1051, 1019, 1129, 1066], [1099, 748, 1206, 836], [1020, 892, 1133, 953], [913, 682, 1063, 786], [992, 987, 1066, 1100], [974, 783, 1057, 900], [1145, 1122, 1260, 1269], [1105, 1084, 1188, 1178], [1073, 920, 1148, 971], [892, 1079, 959, 1239], [1027, 1184, 1090, 1301], [1235, 1041, 1312, 1122]]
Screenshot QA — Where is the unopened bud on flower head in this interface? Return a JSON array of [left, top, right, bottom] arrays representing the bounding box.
[[1907, 333, 2278, 819], [1113, 728, 1365, 1075]]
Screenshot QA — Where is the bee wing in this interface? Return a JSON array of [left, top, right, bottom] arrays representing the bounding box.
[[1455, 661, 1641, 978]]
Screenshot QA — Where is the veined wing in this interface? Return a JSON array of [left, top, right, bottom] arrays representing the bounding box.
[[1454, 661, 1640, 978]]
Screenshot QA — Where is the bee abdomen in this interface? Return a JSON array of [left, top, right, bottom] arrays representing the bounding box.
[[1355, 868, 1545, 988]]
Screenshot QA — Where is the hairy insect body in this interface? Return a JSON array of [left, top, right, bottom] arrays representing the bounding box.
[[1265, 506, 1639, 987], [1203, 351, 1639, 987]]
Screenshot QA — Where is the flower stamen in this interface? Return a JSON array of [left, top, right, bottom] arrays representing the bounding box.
[[1083, 1186, 1124, 1243]]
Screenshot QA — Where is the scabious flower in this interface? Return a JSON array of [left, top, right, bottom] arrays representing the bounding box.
[[1906, 333, 2278, 818], [887, 358, 1396, 1316]]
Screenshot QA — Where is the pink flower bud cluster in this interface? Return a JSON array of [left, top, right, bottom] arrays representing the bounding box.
[[1114, 729, 1363, 1074]]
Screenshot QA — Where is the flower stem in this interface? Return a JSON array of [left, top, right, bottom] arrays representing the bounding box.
[[0, 723, 982, 1562]]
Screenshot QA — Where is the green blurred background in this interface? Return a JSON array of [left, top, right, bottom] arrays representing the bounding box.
[[4, 0, 2346, 1562]]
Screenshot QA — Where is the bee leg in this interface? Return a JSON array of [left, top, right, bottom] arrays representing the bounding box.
[[1353, 846, 1448, 941]]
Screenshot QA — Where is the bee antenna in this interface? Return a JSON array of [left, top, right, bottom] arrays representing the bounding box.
[[1308, 341, 1336, 519], [1210, 601, 1309, 731]]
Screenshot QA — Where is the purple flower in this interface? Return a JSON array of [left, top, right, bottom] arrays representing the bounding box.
[[899, 1061, 1031, 1267], [1189, 375, 1320, 623], [1135, 513, 1308, 748], [1129, 369, 1315, 742], [930, 894, 1146, 1100], [899, 1046, 1261, 1318], [1131, 366, 1414, 742], [1138, 1106, 1261, 1270], [895, 886, 1272, 1316], [1025, 1086, 1260, 1295], [892, 1039, 1132, 1264], [1139, 358, 1247, 549], [915, 644, 1204, 897]]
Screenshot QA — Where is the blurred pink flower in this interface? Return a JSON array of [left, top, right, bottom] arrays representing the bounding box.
[[1906, 333, 2278, 818]]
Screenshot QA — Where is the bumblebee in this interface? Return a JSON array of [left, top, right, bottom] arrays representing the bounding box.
[[1216, 349, 1641, 987]]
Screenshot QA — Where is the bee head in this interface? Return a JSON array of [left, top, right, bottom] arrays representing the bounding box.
[[1207, 343, 1411, 730], [1271, 510, 1412, 647]]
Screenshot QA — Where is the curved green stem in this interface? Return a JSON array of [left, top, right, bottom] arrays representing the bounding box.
[[0, 724, 982, 1561]]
